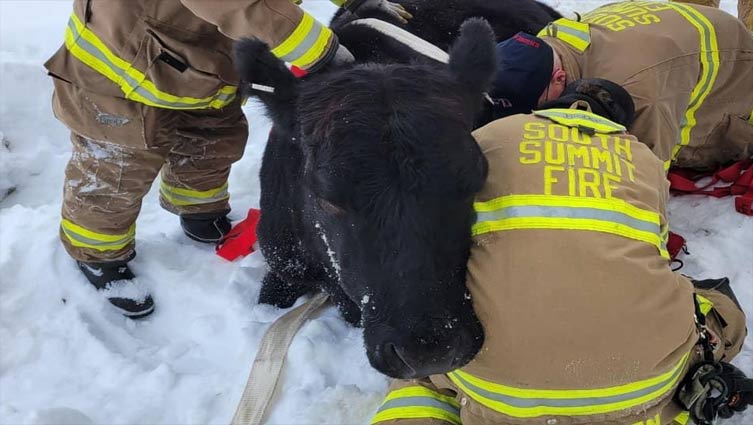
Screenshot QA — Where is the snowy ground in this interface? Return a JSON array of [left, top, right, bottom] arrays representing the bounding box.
[[0, 1, 750, 424]]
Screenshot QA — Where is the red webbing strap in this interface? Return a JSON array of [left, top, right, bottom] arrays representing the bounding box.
[[668, 159, 753, 215], [667, 231, 687, 261], [216, 208, 261, 261], [289, 65, 309, 78]]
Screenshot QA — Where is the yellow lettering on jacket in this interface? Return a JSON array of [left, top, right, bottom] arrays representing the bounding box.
[[544, 165, 564, 195], [518, 123, 637, 198], [523, 122, 546, 139], [519, 141, 542, 164], [581, 2, 672, 32]]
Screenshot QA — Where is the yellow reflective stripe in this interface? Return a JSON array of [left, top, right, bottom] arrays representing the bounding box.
[[533, 109, 626, 134], [382, 386, 461, 406], [474, 194, 658, 223], [660, 223, 669, 254], [372, 386, 461, 425], [666, 3, 720, 163], [65, 13, 236, 110], [159, 181, 230, 207], [61, 219, 135, 251], [696, 294, 714, 316], [674, 410, 691, 425], [273, 14, 316, 58], [271, 13, 334, 69], [538, 18, 591, 52], [473, 195, 669, 259], [372, 407, 461, 425], [295, 25, 334, 69], [448, 353, 689, 418], [632, 413, 661, 425], [330, 0, 348, 6]]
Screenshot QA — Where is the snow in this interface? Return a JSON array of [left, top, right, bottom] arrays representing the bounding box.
[[0, 1, 750, 424]]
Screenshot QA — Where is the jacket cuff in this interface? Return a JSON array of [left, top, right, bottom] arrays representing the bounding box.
[[304, 34, 339, 73], [270, 12, 338, 71]]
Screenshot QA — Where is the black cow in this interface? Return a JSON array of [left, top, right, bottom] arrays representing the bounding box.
[[331, 0, 561, 65], [234, 19, 497, 379]]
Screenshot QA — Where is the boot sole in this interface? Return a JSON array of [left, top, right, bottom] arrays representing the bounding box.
[[112, 303, 155, 319]]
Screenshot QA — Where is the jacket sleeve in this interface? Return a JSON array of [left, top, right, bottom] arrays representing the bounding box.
[[371, 379, 462, 425], [180, 0, 338, 71]]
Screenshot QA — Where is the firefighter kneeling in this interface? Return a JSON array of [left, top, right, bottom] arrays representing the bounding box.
[[371, 79, 752, 425]]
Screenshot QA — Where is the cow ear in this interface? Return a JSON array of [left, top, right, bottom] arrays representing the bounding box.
[[448, 18, 497, 98], [234, 38, 300, 133]]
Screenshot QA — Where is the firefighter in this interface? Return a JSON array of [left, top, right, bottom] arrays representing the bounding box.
[[370, 79, 752, 425], [675, 0, 753, 30], [489, 1, 753, 172], [45, 0, 411, 319]]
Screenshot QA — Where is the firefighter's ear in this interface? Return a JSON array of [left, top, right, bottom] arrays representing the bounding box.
[[234, 38, 299, 132], [448, 18, 497, 99]]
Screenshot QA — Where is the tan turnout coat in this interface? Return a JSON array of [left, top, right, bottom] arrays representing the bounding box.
[[539, 2, 753, 170], [372, 107, 747, 425]]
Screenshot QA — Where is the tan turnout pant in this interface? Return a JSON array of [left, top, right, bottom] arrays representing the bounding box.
[[371, 287, 747, 425], [677, 0, 753, 30], [56, 82, 248, 263]]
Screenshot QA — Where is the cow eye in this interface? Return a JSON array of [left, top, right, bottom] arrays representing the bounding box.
[[317, 198, 345, 215]]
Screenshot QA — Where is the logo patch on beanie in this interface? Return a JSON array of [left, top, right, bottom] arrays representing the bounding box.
[[513, 34, 541, 48]]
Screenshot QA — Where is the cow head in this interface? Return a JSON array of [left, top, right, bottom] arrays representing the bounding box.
[[236, 19, 496, 379]]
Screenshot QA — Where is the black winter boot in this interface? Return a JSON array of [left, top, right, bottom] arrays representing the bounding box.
[[180, 211, 232, 243], [77, 260, 155, 319]]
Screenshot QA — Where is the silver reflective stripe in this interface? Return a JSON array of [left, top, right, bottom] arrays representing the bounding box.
[[61, 227, 134, 247], [475, 205, 660, 234], [534, 110, 625, 132], [67, 19, 235, 109], [377, 396, 460, 415], [668, 3, 719, 159], [160, 187, 229, 205], [450, 365, 684, 409], [678, 7, 716, 113], [278, 20, 324, 63], [556, 24, 591, 44]]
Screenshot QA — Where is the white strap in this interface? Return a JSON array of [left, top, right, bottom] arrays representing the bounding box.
[[348, 18, 495, 106], [231, 292, 330, 425], [349, 18, 450, 64]]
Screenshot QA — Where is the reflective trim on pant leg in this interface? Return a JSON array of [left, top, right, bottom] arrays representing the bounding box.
[[665, 3, 721, 164], [371, 386, 461, 425], [61, 218, 135, 251], [159, 180, 229, 207]]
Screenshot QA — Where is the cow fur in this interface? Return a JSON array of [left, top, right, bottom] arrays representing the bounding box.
[[234, 19, 497, 379], [331, 0, 561, 65]]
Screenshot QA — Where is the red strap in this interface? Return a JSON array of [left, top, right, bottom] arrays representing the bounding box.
[[668, 159, 753, 214], [216, 208, 261, 261], [667, 231, 687, 261], [289, 65, 309, 78]]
